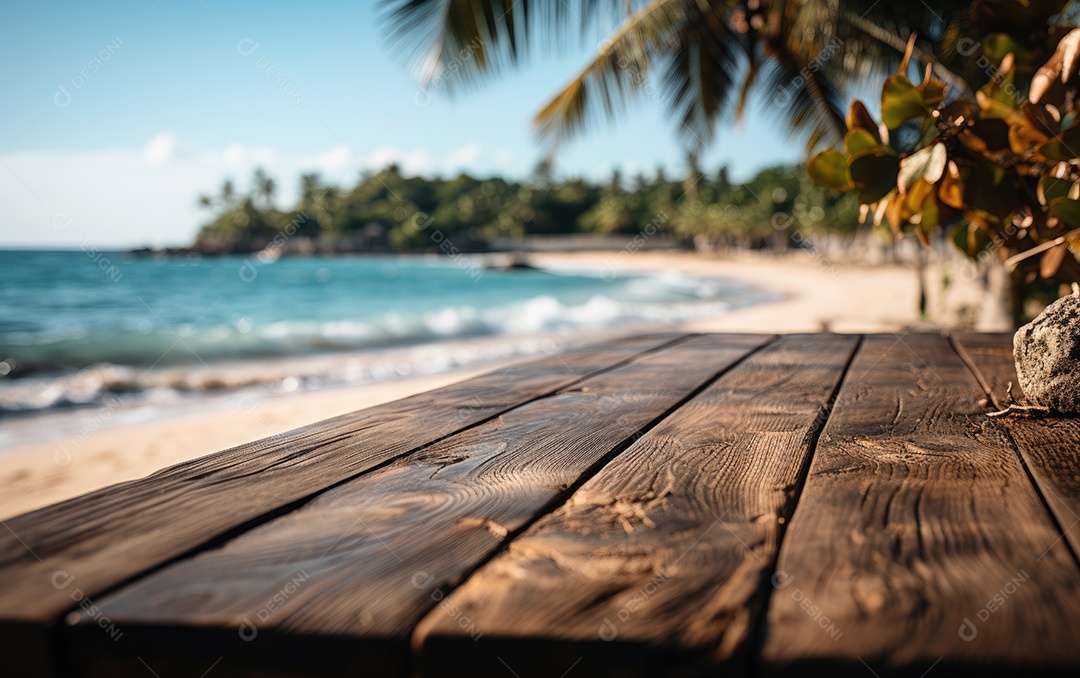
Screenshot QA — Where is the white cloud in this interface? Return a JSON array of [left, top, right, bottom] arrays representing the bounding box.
[[301, 143, 355, 176], [365, 146, 433, 175], [444, 143, 482, 170], [143, 132, 182, 165], [200, 142, 280, 168], [0, 134, 504, 248]]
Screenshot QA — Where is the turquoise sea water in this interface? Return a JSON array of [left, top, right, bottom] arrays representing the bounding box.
[[0, 250, 760, 415]]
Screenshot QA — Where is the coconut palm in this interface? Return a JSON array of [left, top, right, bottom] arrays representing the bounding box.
[[299, 173, 323, 209], [252, 168, 277, 210], [383, 0, 977, 156], [197, 178, 238, 212]]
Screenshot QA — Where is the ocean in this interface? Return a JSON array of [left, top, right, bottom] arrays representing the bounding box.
[[0, 250, 766, 442]]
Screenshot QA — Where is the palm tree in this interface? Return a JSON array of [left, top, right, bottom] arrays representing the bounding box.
[[299, 173, 323, 210], [252, 168, 276, 210], [383, 0, 975, 156], [220, 179, 237, 208], [197, 178, 238, 212]]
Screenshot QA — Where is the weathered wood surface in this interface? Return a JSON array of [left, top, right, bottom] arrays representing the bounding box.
[[0, 333, 685, 674], [953, 332, 1080, 567], [64, 334, 773, 677], [950, 332, 1022, 407], [5, 332, 1080, 678], [413, 334, 859, 677], [763, 334, 1080, 676]]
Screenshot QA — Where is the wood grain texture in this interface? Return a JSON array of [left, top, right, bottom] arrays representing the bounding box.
[[0, 333, 684, 675], [64, 334, 773, 678], [953, 332, 1080, 564], [763, 333, 1080, 676], [412, 334, 860, 678], [950, 332, 1024, 407]]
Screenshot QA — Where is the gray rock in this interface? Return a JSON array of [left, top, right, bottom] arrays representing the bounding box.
[[1013, 289, 1080, 414]]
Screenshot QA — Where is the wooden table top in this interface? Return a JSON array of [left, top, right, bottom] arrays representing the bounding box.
[[2, 332, 1078, 677]]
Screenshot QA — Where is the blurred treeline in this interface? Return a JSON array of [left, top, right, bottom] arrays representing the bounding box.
[[193, 162, 859, 254]]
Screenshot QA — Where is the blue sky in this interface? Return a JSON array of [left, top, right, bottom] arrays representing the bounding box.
[[1, 0, 801, 247]]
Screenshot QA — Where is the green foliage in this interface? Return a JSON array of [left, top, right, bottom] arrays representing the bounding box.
[[193, 162, 858, 253], [672, 164, 859, 248], [808, 4, 1080, 287], [384, 1, 975, 155]]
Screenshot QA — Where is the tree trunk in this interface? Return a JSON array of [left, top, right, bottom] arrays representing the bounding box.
[[976, 259, 1015, 331], [916, 246, 928, 319], [1009, 267, 1027, 328]]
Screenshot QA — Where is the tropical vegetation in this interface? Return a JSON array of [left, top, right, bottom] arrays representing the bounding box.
[[805, 6, 1080, 323], [192, 163, 857, 253], [381, 0, 1080, 323]]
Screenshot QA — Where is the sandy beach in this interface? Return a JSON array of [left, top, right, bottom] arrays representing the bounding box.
[[0, 248, 922, 519]]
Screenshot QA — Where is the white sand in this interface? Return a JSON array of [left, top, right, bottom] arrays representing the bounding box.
[[0, 249, 921, 519], [532, 249, 921, 333]]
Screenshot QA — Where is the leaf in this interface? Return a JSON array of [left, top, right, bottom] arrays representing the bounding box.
[[897, 144, 947, 194], [983, 33, 1031, 64], [1031, 29, 1080, 103], [807, 150, 854, 190], [849, 150, 901, 204], [1010, 120, 1051, 156], [978, 53, 1016, 107], [919, 77, 947, 108], [938, 162, 964, 209], [952, 221, 991, 258], [847, 100, 881, 142], [881, 75, 929, 130], [959, 131, 990, 155], [964, 160, 1016, 219], [1041, 242, 1069, 278], [975, 90, 1018, 120], [1039, 124, 1080, 161], [1038, 176, 1073, 206], [885, 191, 910, 233], [1049, 198, 1080, 228], [905, 178, 939, 240], [844, 128, 883, 156], [1022, 102, 1060, 138]]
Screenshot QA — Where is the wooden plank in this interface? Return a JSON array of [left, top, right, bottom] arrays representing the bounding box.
[[412, 334, 860, 678], [0, 333, 686, 675], [763, 334, 1080, 676], [63, 334, 774, 677], [950, 332, 1024, 407], [952, 332, 1080, 564]]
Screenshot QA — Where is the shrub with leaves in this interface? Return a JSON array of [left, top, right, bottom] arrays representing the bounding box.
[[808, 27, 1080, 295]]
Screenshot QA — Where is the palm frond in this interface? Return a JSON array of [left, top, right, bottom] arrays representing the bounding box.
[[531, 0, 690, 148], [757, 40, 847, 155], [658, 2, 748, 149], [382, 0, 631, 89]]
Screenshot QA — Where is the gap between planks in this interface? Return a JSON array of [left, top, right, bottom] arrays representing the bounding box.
[[401, 336, 782, 671], [763, 333, 1080, 676], [744, 334, 864, 676], [62, 334, 777, 677], [412, 334, 861, 678], [949, 332, 1080, 570], [1, 333, 693, 676]]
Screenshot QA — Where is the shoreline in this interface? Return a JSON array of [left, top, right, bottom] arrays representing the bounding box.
[[0, 248, 921, 519]]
